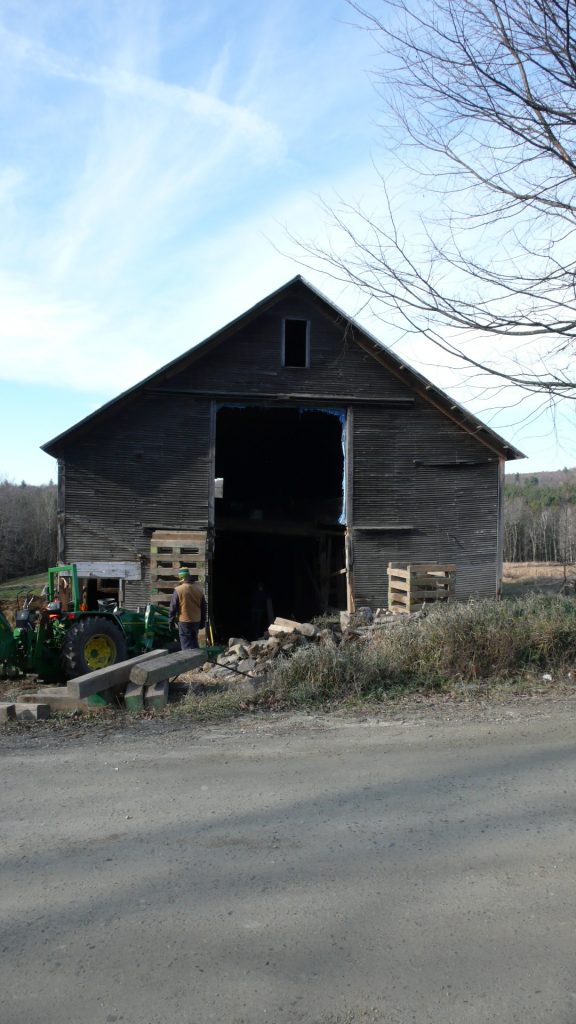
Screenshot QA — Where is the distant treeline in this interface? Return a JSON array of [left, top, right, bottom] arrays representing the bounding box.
[[0, 480, 57, 583], [504, 474, 576, 564]]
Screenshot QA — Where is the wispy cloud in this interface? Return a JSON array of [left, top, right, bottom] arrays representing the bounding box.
[[0, 9, 288, 341], [0, 23, 281, 147], [0, 0, 564, 481]]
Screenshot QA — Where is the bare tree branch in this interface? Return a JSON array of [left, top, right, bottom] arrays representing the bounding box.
[[299, 0, 576, 401]]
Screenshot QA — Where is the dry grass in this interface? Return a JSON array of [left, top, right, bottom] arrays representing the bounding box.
[[502, 562, 575, 598], [270, 593, 576, 707], [0, 571, 47, 602], [503, 562, 571, 581]]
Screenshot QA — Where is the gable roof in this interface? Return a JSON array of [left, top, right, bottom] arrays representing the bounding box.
[[42, 275, 524, 460]]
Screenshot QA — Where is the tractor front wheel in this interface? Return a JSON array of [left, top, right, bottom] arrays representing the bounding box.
[[62, 617, 127, 677]]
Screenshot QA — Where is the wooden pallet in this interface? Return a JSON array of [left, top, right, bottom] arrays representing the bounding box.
[[387, 562, 456, 614], [150, 530, 207, 606]]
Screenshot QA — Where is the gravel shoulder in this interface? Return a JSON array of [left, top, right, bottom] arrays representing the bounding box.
[[2, 689, 576, 753]]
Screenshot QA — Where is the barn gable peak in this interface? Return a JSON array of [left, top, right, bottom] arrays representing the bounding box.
[[42, 276, 523, 460]]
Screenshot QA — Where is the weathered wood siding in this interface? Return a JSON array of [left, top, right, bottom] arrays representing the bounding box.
[[51, 282, 504, 609], [351, 401, 501, 606], [153, 288, 412, 402], [59, 394, 211, 607]]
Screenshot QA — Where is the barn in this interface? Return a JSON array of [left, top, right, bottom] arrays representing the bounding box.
[[42, 276, 523, 639]]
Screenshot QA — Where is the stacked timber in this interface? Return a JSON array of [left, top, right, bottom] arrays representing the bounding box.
[[67, 648, 207, 710]]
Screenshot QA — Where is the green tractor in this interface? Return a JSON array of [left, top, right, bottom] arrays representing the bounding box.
[[0, 564, 179, 683]]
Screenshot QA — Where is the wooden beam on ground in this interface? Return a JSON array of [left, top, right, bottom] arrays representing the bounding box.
[[129, 649, 207, 686], [67, 649, 167, 699], [20, 690, 94, 713]]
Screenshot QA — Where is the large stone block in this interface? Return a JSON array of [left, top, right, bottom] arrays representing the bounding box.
[[124, 682, 144, 711], [14, 703, 50, 721], [144, 681, 169, 709]]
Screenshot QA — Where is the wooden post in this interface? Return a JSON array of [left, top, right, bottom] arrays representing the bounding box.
[[345, 407, 355, 613]]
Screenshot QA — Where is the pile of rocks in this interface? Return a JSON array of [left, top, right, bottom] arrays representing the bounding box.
[[199, 606, 424, 688], [201, 616, 339, 687], [339, 605, 424, 639]]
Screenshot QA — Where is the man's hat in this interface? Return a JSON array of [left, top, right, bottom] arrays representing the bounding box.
[[178, 567, 190, 578]]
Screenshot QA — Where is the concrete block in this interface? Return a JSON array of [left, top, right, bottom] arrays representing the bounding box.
[[124, 682, 144, 711], [0, 703, 16, 722], [14, 703, 50, 721], [144, 681, 168, 709]]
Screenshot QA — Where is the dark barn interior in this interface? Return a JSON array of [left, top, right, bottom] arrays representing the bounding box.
[[212, 405, 346, 639]]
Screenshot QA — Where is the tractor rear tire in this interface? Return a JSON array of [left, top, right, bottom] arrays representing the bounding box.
[[62, 617, 127, 677]]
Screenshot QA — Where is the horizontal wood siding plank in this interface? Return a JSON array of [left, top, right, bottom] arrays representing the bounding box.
[[53, 280, 504, 615], [157, 291, 414, 403], [352, 400, 500, 605], [60, 395, 211, 607]]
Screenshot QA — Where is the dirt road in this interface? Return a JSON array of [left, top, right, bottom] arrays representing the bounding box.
[[2, 699, 576, 1024]]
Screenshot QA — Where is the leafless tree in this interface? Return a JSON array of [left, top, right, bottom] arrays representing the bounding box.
[[0, 481, 57, 583], [299, 0, 576, 400]]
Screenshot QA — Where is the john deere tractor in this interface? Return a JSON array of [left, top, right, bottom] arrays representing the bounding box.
[[0, 564, 178, 683]]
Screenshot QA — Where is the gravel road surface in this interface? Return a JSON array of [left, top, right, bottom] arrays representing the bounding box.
[[2, 699, 576, 1024]]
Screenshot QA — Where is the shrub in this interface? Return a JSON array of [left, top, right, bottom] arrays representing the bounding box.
[[271, 594, 576, 703], [383, 593, 576, 683], [272, 643, 393, 705]]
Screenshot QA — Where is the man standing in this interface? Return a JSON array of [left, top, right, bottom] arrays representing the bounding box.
[[168, 567, 207, 650]]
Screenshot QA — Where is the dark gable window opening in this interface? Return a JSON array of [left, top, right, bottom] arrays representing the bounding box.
[[283, 318, 309, 367]]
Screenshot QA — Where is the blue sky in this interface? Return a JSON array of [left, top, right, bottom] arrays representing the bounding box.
[[0, 0, 573, 484]]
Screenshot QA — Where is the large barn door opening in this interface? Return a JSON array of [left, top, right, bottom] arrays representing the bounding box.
[[212, 406, 346, 640]]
